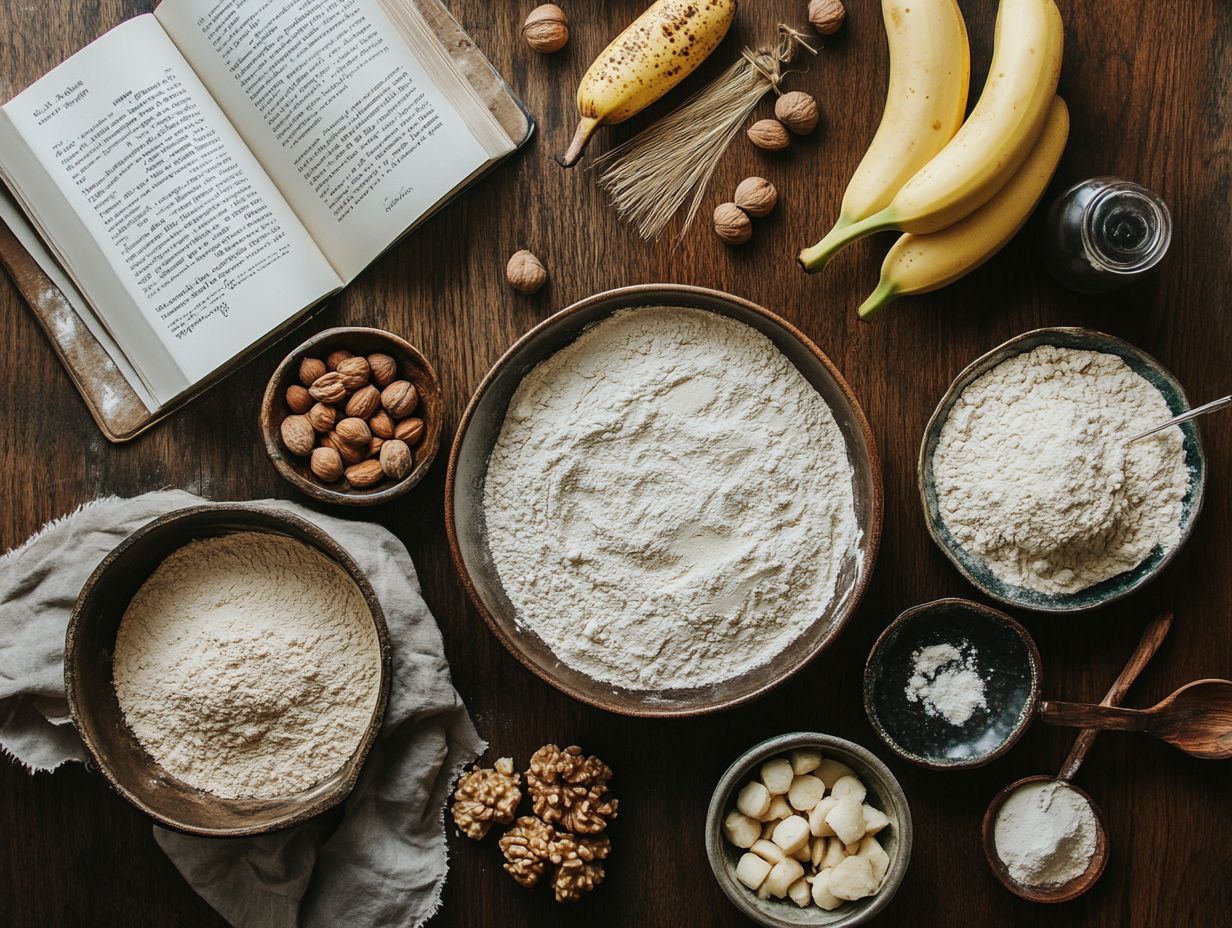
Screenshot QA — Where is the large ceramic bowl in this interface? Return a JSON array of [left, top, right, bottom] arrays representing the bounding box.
[[919, 327, 1206, 613], [445, 284, 882, 716], [705, 732, 912, 927], [64, 504, 391, 837]]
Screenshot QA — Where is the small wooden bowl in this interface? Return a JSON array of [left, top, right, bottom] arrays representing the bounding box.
[[64, 504, 391, 837], [981, 774, 1109, 903], [706, 732, 913, 926], [260, 326, 442, 506]]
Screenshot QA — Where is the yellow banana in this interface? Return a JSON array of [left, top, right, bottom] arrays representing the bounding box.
[[858, 96, 1069, 319], [831, 0, 970, 231], [559, 0, 736, 167], [800, 0, 1063, 271]]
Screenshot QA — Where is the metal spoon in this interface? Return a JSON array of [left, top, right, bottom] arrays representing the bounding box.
[[1040, 678, 1232, 760], [982, 612, 1172, 903], [1126, 393, 1232, 443]]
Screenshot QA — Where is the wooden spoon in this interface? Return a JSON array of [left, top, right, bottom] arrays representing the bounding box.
[[1040, 678, 1232, 760], [982, 612, 1172, 903]]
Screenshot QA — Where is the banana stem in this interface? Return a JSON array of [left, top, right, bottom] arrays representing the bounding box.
[[857, 279, 900, 320], [798, 208, 897, 273], [558, 118, 600, 168]]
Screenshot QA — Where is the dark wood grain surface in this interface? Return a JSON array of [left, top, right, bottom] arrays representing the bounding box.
[[2, 1, 1230, 925]]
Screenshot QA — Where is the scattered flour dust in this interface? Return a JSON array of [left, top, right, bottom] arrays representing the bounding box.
[[113, 532, 382, 799], [482, 306, 860, 691], [932, 345, 1189, 595], [904, 641, 986, 725]]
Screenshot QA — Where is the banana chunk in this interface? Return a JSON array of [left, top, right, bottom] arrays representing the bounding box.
[[829, 775, 867, 804], [863, 804, 890, 835], [760, 758, 795, 795], [771, 815, 811, 855], [825, 797, 867, 846], [736, 852, 773, 890], [821, 836, 847, 870], [811, 868, 844, 911], [764, 858, 805, 898], [788, 748, 823, 775], [788, 877, 812, 908], [736, 781, 771, 819], [814, 759, 856, 789], [788, 774, 827, 811], [828, 855, 878, 901], [763, 795, 792, 822], [809, 796, 838, 837], [858, 835, 891, 886], [751, 839, 786, 864], [723, 810, 761, 848]]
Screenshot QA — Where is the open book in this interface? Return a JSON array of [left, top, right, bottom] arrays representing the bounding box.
[[0, 0, 530, 439]]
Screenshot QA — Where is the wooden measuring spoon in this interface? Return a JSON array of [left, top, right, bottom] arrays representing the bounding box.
[[981, 612, 1172, 903], [1040, 678, 1232, 760]]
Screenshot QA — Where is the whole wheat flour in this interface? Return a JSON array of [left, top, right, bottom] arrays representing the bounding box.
[[113, 532, 381, 799], [482, 306, 860, 691], [932, 345, 1189, 595]]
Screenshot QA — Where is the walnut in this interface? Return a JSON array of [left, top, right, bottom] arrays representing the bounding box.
[[809, 0, 846, 35], [713, 202, 752, 244], [522, 4, 569, 54], [506, 249, 547, 293], [452, 756, 522, 839], [548, 833, 611, 903], [746, 118, 790, 151], [527, 744, 618, 834], [775, 91, 820, 135], [498, 815, 554, 888], [733, 177, 778, 218]]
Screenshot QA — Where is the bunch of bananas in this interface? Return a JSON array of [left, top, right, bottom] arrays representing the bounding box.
[[799, 0, 1068, 319]]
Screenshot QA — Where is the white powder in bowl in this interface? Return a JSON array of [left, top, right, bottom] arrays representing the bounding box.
[[113, 531, 382, 799], [481, 306, 860, 691], [994, 780, 1098, 887], [932, 345, 1189, 595], [904, 641, 986, 725]]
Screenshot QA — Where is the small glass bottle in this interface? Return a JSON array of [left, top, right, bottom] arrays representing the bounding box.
[[1042, 177, 1172, 294]]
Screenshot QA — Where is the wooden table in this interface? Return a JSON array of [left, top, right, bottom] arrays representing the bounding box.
[[2, 1, 1229, 925]]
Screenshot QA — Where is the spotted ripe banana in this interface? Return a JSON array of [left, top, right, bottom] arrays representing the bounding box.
[[858, 96, 1069, 319], [827, 0, 970, 234], [558, 0, 737, 167], [800, 0, 1063, 271]]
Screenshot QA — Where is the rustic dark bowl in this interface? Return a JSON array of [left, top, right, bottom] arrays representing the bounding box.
[[445, 284, 882, 717], [706, 732, 913, 926], [981, 774, 1109, 903], [863, 598, 1041, 770], [64, 504, 391, 837], [261, 326, 442, 506], [919, 327, 1207, 613]]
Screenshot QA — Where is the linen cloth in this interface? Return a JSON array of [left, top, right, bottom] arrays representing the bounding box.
[[0, 489, 482, 928]]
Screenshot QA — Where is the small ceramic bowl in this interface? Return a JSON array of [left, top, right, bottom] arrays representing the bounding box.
[[64, 504, 391, 837], [919, 327, 1207, 613], [706, 732, 912, 927], [260, 326, 442, 506], [446, 284, 883, 717], [863, 598, 1041, 770]]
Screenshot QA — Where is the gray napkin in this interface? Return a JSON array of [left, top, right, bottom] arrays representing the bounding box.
[[0, 489, 483, 928]]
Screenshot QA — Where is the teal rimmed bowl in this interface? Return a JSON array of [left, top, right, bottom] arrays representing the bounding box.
[[918, 327, 1206, 613]]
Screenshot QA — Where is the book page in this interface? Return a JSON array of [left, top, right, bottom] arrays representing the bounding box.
[[0, 16, 339, 398], [155, 0, 491, 282]]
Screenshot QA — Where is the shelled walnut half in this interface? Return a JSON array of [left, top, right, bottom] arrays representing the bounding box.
[[548, 832, 611, 903], [451, 756, 522, 839], [527, 744, 619, 835]]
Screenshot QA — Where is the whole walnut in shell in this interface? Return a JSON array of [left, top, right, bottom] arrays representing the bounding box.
[[498, 815, 555, 888], [733, 177, 778, 218], [809, 0, 846, 35], [527, 744, 618, 835], [713, 202, 752, 245], [548, 832, 611, 903], [775, 91, 820, 135], [452, 756, 522, 839], [522, 4, 569, 54], [747, 118, 790, 151]]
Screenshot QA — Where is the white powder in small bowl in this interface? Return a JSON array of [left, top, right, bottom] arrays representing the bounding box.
[[113, 531, 382, 800], [904, 641, 986, 726], [994, 780, 1098, 887]]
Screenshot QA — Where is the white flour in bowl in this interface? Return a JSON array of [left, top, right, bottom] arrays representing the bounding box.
[[932, 344, 1189, 595], [481, 306, 860, 691], [113, 531, 381, 799]]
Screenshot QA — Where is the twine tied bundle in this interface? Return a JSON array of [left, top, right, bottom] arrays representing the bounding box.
[[596, 25, 817, 242]]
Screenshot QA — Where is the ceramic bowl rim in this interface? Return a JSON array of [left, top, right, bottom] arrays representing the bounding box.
[[63, 503, 392, 837], [443, 283, 883, 717], [260, 325, 442, 506], [917, 326, 1207, 613], [862, 597, 1042, 771], [704, 731, 913, 927]]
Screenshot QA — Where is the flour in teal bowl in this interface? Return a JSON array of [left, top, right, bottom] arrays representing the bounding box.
[[932, 345, 1189, 596]]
